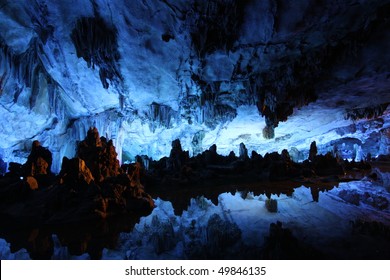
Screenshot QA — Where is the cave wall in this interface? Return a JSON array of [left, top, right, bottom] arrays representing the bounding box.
[[0, 0, 389, 171]]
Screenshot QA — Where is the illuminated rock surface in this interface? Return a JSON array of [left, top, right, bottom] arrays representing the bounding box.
[[0, 0, 389, 170], [98, 179, 390, 259], [0, 0, 390, 259]]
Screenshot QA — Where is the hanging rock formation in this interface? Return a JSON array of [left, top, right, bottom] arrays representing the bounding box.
[[0, 0, 388, 167]]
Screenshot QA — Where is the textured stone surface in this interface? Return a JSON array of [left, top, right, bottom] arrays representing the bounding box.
[[0, 128, 154, 227], [0, 0, 389, 171], [25, 141, 52, 176]]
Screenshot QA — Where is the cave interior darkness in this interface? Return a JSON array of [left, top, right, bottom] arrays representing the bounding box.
[[0, 0, 390, 260]]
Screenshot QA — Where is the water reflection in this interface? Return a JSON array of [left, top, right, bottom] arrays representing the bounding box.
[[149, 179, 339, 215], [0, 179, 341, 259], [0, 214, 141, 259]]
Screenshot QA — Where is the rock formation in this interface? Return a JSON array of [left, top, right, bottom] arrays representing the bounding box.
[[0, 127, 154, 227], [77, 127, 121, 182], [0, 0, 389, 260], [0, 1, 389, 170]]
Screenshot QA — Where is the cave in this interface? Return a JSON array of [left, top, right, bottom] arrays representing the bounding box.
[[0, 0, 390, 260]]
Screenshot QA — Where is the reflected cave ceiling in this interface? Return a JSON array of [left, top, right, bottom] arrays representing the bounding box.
[[0, 0, 389, 172]]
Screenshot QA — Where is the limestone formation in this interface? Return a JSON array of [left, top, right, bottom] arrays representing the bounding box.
[[77, 127, 121, 182], [0, 128, 154, 228], [309, 141, 318, 162], [25, 141, 52, 176]]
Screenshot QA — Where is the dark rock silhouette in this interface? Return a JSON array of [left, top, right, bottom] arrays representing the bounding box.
[[239, 142, 248, 160], [312, 153, 344, 176], [205, 214, 242, 258], [143, 135, 372, 194], [0, 127, 154, 227], [265, 199, 278, 212], [309, 141, 317, 162], [25, 140, 53, 176], [7, 162, 23, 177], [77, 127, 121, 182], [262, 221, 322, 259], [168, 139, 189, 172], [6, 141, 56, 189]]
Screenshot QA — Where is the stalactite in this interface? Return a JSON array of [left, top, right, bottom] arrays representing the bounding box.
[[71, 16, 122, 90], [188, 0, 249, 58], [202, 102, 236, 129], [345, 103, 389, 121], [148, 102, 178, 132]]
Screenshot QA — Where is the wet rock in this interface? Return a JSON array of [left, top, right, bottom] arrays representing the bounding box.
[[269, 149, 302, 180], [58, 129, 155, 216], [362, 132, 381, 157], [184, 240, 207, 259], [44, 128, 155, 221], [124, 192, 155, 213], [301, 167, 316, 178]]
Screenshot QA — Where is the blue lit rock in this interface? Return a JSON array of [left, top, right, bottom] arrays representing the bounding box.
[[0, 1, 388, 175]]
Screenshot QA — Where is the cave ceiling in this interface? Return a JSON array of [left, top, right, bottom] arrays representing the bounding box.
[[0, 0, 389, 171]]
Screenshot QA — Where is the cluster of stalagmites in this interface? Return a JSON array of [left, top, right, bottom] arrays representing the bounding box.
[[0, 128, 376, 226], [0, 127, 154, 226], [143, 138, 371, 192]]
